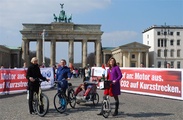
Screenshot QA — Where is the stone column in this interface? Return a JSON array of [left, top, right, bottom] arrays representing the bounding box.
[[146, 52, 149, 67], [82, 40, 87, 67], [123, 53, 126, 67], [128, 52, 131, 67], [50, 39, 56, 66], [103, 53, 106, 65], [25, 40, 30, 66], [94, 42, 97, 64], [36, 39, 43, 65], [119, 52, 123, 67], [138, 52, 141, 67], [22, 40, 27, 63], [96, 40, 101, 67], [68, 40, 74, 65]]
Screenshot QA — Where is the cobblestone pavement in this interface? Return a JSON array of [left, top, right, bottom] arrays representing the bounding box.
[[0, 77, 183, 120]]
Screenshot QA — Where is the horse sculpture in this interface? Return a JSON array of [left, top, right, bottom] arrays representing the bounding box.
[[59, 10, 66, 22], [53, 3, 73, 23], [53, 14, 58, 22], [68, 14, 72, 23]]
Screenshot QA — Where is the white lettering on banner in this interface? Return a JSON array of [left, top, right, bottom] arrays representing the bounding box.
[[121, 80, 130, 87], [17, 74, 26, 79], [5, 81, 27, 88], [139, 82, 180, 93], [0, 82, 5, 89], [126, 74, 133, 79], [1, 73, 16, 80], [130, 82, 139, 88], [135, 73, 150, 80], [151, 75, 163, 81]]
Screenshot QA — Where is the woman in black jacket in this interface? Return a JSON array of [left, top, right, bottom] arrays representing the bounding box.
[[26, 57, 49, 114]]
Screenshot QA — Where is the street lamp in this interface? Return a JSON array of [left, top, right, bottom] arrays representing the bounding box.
[[161, 23, 170, 68]]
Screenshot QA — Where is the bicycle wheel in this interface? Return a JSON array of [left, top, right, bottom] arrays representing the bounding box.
[[68, 89, 76, 108], [92, 93, 99, 105], [53, 92, 67, 113], [36, 93, 49, 117], [102, 100, 110, 118]]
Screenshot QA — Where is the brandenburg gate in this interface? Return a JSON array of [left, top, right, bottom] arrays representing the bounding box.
[[20, 22, 103, 67], [20, 4, 103, 67]]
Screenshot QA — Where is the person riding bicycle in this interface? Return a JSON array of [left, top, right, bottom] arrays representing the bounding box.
[[56, 59, 72, 108], [97, 57, 122, 116], [26, 57, 50, 115]]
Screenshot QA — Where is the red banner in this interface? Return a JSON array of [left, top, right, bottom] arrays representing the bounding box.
[[0, 69, 27, 93], [0, 68, 54, 95], [91, 67, 183, 100], [121, 69, 182, 97]]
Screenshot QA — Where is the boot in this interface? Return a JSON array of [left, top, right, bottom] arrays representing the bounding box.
[[112, 102, 119, 116], [39, 105, 44, 113]]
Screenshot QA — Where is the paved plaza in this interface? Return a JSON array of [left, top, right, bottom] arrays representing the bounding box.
[[0, 77, 183, 120]]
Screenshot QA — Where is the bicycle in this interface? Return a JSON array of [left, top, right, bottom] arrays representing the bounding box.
[[99, 80, 112, 118], [32, 79, 49, 117], [53, 80, 76, 113], [75, 81, 99, 105]]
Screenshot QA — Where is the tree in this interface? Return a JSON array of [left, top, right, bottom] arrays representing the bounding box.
[[87, 52, 96, 67], [28, 50, 50, 67]]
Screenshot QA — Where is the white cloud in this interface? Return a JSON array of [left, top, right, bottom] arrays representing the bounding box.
[[0, 0, 111, 28], [0, 0, 111, 46], [102, 31, 141, 47]]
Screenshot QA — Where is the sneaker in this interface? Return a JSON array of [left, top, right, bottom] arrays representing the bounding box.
[[97, 112, 103, 115], [40, 109, 44, 114], [112, 111, 118, 116], [30, 111, 36, 115], [58, 105, 65, 110]]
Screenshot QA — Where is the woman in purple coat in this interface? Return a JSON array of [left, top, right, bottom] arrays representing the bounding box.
[[98, 57, 122, 116]]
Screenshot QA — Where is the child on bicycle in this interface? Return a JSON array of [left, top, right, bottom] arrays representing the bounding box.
[[75, 81, 96, 100], [97, 57, 122, 116]]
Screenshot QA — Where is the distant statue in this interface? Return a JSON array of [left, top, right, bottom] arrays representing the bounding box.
[[53, 14, 57, 22], [59, 3, 67, 22], [52, 3, 73, 23], [59, 10, 66, 22], [64, 15, 67, 23], [60, 3, 64, 9], [68, 14, 72, 23], [58, 16, 62, 22]]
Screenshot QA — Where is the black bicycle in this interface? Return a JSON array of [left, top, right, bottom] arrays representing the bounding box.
[[32, 79, 49, 117], [53, 80, 76, 113]]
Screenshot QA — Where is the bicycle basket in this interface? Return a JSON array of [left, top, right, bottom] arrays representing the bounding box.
[[99, 80, 112, 90]]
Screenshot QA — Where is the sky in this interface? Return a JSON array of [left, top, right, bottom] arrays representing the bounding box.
[[0, 0, 183, 64]]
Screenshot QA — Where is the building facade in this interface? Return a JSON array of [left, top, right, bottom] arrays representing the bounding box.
[[102, 42, 150, 67], [143, 25, 183, 68], [0, 45, 22, 68]]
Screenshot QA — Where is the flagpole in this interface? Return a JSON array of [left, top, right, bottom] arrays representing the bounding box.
[[42, 29, 45, 65]]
